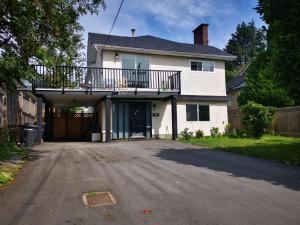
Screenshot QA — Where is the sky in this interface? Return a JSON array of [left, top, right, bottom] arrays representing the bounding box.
[[79, 0, 264, 56]]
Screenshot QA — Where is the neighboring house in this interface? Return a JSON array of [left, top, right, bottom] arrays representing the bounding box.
[[226, 68, 247, 110], [33, 23, 235, 142], [226, 64, 249, 130]]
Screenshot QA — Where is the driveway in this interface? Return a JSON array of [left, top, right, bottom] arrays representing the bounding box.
[[0, 141, 300, 225]]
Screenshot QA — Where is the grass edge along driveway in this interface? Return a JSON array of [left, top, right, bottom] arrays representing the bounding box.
[[180, 135, 300, 166], [0, 140, 28, 188]]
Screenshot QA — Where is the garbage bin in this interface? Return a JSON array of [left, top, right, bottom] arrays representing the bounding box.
[[23, 123, 37, 147]]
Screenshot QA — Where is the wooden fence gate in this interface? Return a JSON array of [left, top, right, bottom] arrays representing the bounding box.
[[52, 112, 96, 140]]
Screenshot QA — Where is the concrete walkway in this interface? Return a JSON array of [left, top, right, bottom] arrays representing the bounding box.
[[0, 141, 300, 225]]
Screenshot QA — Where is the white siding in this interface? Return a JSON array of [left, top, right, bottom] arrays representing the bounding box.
[[99, 50, 227, 96]]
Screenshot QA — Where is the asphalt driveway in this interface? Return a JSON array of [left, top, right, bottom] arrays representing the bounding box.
[[0, 140, 300, 225]]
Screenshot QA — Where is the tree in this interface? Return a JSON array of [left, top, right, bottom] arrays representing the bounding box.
[[241, 101, 275, 139], [256, 0, 300, 105], [238, 51, 294, 107], [0, 0, 105, 87], [224, 20, 266, 80]]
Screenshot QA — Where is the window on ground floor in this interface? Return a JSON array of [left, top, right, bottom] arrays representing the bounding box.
[[186, 104, 210, 121]]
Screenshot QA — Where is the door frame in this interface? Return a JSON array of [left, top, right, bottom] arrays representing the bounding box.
[[112, 100, 152, 140], [129, 102, 147, 137]]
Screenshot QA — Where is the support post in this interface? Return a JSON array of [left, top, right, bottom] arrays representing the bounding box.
[[171, 95, 178, 140], [44, 104, 50, 141], [105, 96, 111, 142], [36, 96, 43, 144]]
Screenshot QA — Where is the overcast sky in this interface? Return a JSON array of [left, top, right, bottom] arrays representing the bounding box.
[[79, 0, 264, 57]]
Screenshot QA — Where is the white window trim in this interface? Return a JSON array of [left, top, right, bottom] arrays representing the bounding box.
[[121, 54, 151, 70], [190, 60, 215, 73], [186, 104, 210, 122]]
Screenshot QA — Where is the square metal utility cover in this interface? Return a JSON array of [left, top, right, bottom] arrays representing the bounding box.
[[82, 191, 116, 207]]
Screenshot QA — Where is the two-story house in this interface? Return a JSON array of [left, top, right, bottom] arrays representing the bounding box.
[[33, 24, 235, 143]]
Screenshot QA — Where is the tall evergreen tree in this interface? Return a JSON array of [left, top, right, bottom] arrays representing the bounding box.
[[224, 20, 266, 80], [256, 0, 300, 105]]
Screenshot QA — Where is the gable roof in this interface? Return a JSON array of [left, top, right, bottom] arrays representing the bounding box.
[[226, 73, 246, 92], [226, 63, 251, 92], [88, 33, 235, 61]]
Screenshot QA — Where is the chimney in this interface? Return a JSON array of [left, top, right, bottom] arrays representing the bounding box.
[[193, 24, 209, 45], [131, 28, 136, 37]]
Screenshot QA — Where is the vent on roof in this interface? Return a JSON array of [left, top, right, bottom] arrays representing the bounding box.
[[131, 28, 136, 37]]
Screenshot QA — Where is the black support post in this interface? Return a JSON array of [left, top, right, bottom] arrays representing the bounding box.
[[44, 104, 50, 141], [36, 96, 43, 144], [105, 96, 111, 142], [171, 95, 178, 140]]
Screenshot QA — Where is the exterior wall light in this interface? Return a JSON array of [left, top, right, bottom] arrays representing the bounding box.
[[115, 52, 119, 60]]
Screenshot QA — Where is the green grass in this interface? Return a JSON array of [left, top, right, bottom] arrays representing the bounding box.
[[0, 138, 28, 187], [0, 139, 28, 161], [181, 135, 300, 166]]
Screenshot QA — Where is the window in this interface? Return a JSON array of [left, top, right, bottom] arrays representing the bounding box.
[[186, 104, 210, 121], [186, 104, 198, 121], [198, 105, 210, 121], [190, 61, 214, 72]]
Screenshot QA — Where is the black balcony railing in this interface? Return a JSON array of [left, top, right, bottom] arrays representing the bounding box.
[[32, 65, 181, 93]]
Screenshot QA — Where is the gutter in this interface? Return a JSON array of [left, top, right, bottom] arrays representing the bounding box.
[[94, 44, 236, 61]]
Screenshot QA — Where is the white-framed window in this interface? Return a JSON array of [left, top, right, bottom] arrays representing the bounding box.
[[186, 104, 210, 121], [190, 60, 214, 72], [122, 55, 149, 70]]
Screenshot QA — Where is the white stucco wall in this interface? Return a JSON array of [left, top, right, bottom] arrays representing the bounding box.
[[98, 50, 227, 96], [177, 101, 228, 135], [151, 100, 172, 138], [151, 100, 228, 137], [96, 49, 229, 139]]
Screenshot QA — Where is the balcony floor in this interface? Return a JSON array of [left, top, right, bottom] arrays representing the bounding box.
[[38, 88, 178, 106]]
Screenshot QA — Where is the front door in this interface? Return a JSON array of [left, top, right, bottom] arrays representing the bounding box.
[[129, 103, 146, 137]]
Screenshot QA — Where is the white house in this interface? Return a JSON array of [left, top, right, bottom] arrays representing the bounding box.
[[33, 24, 235, 142]]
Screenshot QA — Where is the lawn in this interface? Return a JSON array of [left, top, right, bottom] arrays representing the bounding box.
[[0, 139, 28, 187], [181, 135, 300, 166]]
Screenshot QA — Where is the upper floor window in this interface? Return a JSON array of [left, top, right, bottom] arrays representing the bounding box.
[[191, 61, 214, 72]]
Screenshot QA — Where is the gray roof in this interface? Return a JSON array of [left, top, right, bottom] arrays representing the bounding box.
[[88, 33, 234, 58], [226, 73, 246, 92], [226, 63, 251, 92]]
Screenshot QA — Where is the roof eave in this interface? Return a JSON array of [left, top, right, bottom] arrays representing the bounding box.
[[94, 44, 236, 61]]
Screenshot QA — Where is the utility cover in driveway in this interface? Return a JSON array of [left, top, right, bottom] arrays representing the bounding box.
[[82, 191, 116, 207]]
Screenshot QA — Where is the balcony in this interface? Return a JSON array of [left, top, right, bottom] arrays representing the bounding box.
[[32, 65, 181, 95]]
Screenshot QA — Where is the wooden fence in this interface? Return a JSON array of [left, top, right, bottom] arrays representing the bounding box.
[[274, 106, 300, 137], [0, 83, 37, 140], [228, 106, 300, 137]]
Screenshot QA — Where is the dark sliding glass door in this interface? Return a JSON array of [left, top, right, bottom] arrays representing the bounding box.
[[112, 101, 151, 139]]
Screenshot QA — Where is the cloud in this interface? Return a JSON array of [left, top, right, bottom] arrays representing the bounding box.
[[79, 0, 264, 56], [138, 0, 235, 29]]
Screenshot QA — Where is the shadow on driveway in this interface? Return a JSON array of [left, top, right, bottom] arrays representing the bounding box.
[[154, 147, 300, 191]]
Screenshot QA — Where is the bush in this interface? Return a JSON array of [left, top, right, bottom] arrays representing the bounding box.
[[0, 171, 13, 184], [210, 127, 220, 137], [195, 130, 204, 138], [180, 128, 193, 140], [241, 101, 275, 138], [0, 136, 27, 161], [224, 123, 233, 136]]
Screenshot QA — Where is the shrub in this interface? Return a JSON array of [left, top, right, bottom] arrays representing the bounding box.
[[210, 127, 220, 137], [241, 101, 275, 138], [180, 128, 193, 140], [0, 171, 13, 184], [224, 123, 233, 136], [195, 130, 204, 138]]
